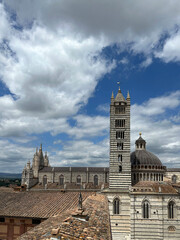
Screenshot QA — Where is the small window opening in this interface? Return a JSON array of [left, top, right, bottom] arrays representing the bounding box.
[[117, 142, 123, 150], [116, 131, 124, 139], [0, 218, 5, 223], [32, 219, 41, 224], [118, 154, 122, 162]]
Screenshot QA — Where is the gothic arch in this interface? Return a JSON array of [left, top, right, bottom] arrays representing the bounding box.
[[168, 199, 176, 219], [113, 197, 120, 215], [142, 198, 151, 219]]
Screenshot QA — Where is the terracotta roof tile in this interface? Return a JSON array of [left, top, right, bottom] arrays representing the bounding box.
[[0, 191, 94, 219], [132, 181, 177, 194], [18, 194, 111, 240]]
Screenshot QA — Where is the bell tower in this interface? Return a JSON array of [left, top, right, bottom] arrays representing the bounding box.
[[109, 87, 131, 189]]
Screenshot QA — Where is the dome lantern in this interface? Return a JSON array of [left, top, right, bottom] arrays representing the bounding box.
[[135, 133, 146, 150]]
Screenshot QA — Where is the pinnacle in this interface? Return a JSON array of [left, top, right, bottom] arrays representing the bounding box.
[[111, 91, 114, 99]]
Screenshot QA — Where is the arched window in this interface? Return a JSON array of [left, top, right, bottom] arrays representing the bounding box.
[[43, 175, 47, 186], [168, 201, 175, 219], [94, 175, 98, 186], [59, 175, 64, 185], [77, 175, 81, 185], [113, 198, 120, 214], [142, 201, 150, 219], [172, 175, 177, 184]]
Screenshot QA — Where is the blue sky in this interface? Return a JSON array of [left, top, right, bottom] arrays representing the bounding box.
[[0, 0, 180, 172]]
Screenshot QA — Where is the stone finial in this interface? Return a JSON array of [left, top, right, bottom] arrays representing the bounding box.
[[40, 143, 42, 150], [127, 91, 130, 99], [111, 91, 114, 99]]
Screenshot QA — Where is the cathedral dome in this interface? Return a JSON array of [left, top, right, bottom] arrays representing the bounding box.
[[131, 150, 162, 167], [131, 133, 163, 167]]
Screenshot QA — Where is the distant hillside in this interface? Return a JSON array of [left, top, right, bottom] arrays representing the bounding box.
[[0, 173, 21, 179]]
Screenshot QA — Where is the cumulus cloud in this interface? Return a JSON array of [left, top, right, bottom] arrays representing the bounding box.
[[50, 139, 109, 167], [140, 57, 152, 68], [1, 1, 180, 172], [155, 32, 180, 62], [65, 115, 109, 139], [0, 2, 115, 140], [131, 91, 180, 166], [1, 90, 180, 172], [0, 139, 34, 173]]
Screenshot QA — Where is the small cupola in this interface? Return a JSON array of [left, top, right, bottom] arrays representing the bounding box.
[[135, 133, 146, 150]]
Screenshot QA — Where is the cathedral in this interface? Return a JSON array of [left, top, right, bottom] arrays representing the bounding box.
[[21, 87, 180, 240]]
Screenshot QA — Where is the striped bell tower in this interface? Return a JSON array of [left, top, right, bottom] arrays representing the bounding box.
[[109, 86, 131, 189]]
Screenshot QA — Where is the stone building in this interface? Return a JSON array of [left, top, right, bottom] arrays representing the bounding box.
[[19, 86, 180, 240], [104, 87, 180, 240], [21, 146, 109, 190]]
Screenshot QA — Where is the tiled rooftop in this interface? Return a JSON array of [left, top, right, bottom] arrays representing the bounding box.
[[132, 181, 177, 194], [0, 191, 94, 219], [18, 194, 111, 240], [32, 182, 109, 190]]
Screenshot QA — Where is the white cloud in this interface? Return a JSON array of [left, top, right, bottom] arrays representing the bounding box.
[[4, 0, 180, 57], [0, 2, 115, 139], [0, 139, 34, 173], [53, 140, 62, 145], [132, 91, 180, 116], [155, 32, 180, 62], [65, 115, 109, 139], [97, 103, 109, 113], [50, 138, 109, 167], [140, 57, 152, 68], [131, 91, 180, 166], [1, 1, 180, 172], [1, 91, 180, 172]]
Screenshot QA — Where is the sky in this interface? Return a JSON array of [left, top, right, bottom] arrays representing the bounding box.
[[0, 0, 180, 173]]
